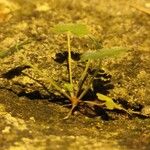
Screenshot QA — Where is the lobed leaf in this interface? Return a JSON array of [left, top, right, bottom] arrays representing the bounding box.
[[81, 47, 128, 61], [53, 23, 89, 37], [96, 93, 122, 110]]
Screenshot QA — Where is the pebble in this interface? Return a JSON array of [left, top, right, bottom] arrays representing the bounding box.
[[141, 105, 150, 115]]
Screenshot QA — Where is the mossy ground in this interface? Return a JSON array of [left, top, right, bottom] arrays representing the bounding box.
[[0, 0, 150, 149]]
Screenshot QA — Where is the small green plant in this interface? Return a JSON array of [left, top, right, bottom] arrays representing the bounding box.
[[0, 23, 133, 119], [51, 23, 129, 118]]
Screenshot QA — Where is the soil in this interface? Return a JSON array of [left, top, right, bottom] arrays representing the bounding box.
[[0, 0, 150, 150]]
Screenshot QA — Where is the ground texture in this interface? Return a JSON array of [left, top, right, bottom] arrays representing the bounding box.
[[0, 0, 150, 150]]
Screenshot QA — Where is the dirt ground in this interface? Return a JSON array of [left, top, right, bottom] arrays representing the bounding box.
[[0, 0, 150, 150]]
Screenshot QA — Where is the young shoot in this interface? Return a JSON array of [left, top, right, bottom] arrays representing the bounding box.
[[53, 23, 129, 119], [0, 23, 130, 119]]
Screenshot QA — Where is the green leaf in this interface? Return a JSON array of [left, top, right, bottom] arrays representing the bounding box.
[[63, 83, 73, 92], [96, 93, 122, 110], [53, 23, 89, 37], [81, 47, 128, 61]]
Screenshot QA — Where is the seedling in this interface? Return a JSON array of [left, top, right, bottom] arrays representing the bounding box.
[[1, 23, 135, 119], [52, 23, 129, 118]]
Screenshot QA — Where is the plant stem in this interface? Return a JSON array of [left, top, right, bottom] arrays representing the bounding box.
[[82, 101, 104, 107], [76, 60, 90, 96], [20, 53, 71, 99], [22, 72, 52, 96], [67, 32, 73, 96], [78, 64, 100, 100]]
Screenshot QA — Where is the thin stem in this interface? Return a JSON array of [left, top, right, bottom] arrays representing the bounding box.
[[20, 53, 71, 99], [22, 72, 52, 96], [82, 101, 104, 107], [77, 80, 92, 100], [67, 32, 73, 96], [63, 104, 77, 119], [76, 60, 91, 96], [78, 63, 100, 100], [63, 97, 80, 119]]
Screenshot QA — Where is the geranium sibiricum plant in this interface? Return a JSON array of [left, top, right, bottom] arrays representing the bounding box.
[[52, 23, 129, 119], [0, 23, 130, 119]]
